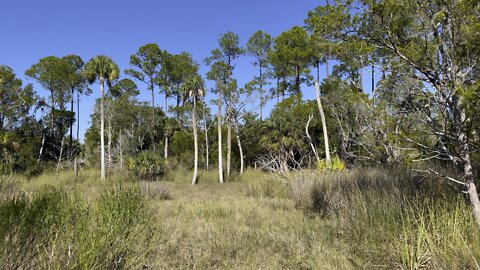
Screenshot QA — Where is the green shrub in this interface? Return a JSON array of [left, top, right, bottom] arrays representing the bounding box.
[[125, 150, 166, 180], [317, 155, 346, 171]]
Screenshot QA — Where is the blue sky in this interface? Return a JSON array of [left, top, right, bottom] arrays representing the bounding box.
[[0, 0, 364, 141]]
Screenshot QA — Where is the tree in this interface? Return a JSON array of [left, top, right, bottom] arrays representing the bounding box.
[[271, 26, 312, 95], [125, 43, 163, 150], [205, 31, 244, 178], [26, 56, 73, 168], [246, 30, 273, 121], [108, 78, 140, 169], [309, 0, 480, 225], [83, 56, 119, 180], [181, 75, 204, 185], [315, 81, 331, 165], [0, 66, 36, 130], [62, 55, 89, 154], [157, 52, 199, 158], [258, 96, 321, 172], [206, 61, 230, 183]]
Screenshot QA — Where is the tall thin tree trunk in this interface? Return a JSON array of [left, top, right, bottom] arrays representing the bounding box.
[[276, 77, 280, 104], [50, 90, 55, 132], [204, 108, 209, 171], [382, 59, 386, 80], [295, 68, 301, 95], [234, 120, 244, 175], [358, 69, 363, 92], [69, 87, 74, 155], [119, 131, 124, 170], [371, 63, 375, 98], [108, 119, 112, 167], [306, 114, 320, 163], [56, 136, 65, 173], [192, 96, 199, 185], [164, 137, 168, 159], [37, 129, 45, 164], [77, 91, 80, 142], [325, 59, 329, 79], [151, 86, 156, 151], [259, 65, 263, 121], [165, 93, 169, 115], [217, 91, 224, 183], [100, 79, 106, 180], [454, 95, 480, 226], [227, 116, 231, 176], [315, 81, 331, 164]]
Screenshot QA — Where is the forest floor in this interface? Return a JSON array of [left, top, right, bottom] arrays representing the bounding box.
[[2, 168, 480, 269]]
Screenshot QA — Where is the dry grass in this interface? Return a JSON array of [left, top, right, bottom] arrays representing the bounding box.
[[2, 167, 479, 269], [148, 180, 354, 269]]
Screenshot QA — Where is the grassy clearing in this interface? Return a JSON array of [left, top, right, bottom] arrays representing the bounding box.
[[1, 167, 479, 269]]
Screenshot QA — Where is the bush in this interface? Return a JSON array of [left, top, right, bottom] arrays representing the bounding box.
[[125, 151, 166, 180], [317, 155, 345, 171]]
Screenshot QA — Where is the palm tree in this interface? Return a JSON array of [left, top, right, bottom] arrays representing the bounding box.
[[83, 56, 119, 180], [182, 75, 204, 185]]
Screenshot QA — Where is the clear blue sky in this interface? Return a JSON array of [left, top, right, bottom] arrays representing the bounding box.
[[0, 0, 358, 141]]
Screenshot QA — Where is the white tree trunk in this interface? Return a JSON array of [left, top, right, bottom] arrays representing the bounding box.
[[119, 131, 124, 170], [315, 81, 331, 164], [204, 109, 209, 171], [217, 92, 224, 183], [151, 87, 156, 151], [164, 137, 168, 159], [454, 96, 480, 226], [77, 91, 80, 142], [192, 96, 199, 185], [108, 118, 112, 168], [234, 120, 244, 175], [56, 136, 65, 173], [227, 118, 231, 176], [37, 131, 45, 164], [305, 114, 320, 163], [100, 79, 106, 180]]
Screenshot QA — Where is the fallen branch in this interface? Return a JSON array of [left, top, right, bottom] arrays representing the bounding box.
[[413, 168, 466, 186]]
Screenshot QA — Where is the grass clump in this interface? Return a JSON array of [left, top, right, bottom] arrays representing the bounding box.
[[140, 181, 171, 200], [0, 185, 154, 270], [288, 167, 480, 268]]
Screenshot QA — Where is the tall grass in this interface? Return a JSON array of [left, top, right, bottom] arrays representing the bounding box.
[[2, 167, 479, 269], [288, 168, 480, 268], [0, 185, 154, 269]]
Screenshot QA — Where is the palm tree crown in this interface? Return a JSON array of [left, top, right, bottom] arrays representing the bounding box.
[[83, 56, 119, 85]]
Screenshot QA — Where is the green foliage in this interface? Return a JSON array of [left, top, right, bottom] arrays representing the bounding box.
[[317, 155, 346, 171], [270, 26, 313, 94], [83, 55, 120, 85], [125, 150, 166, 180]]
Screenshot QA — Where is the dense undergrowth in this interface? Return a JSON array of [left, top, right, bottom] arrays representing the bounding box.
[[0, 167, 478, 269]]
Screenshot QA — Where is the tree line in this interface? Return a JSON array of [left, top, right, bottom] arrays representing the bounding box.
[[1, 0, 479, 224]]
